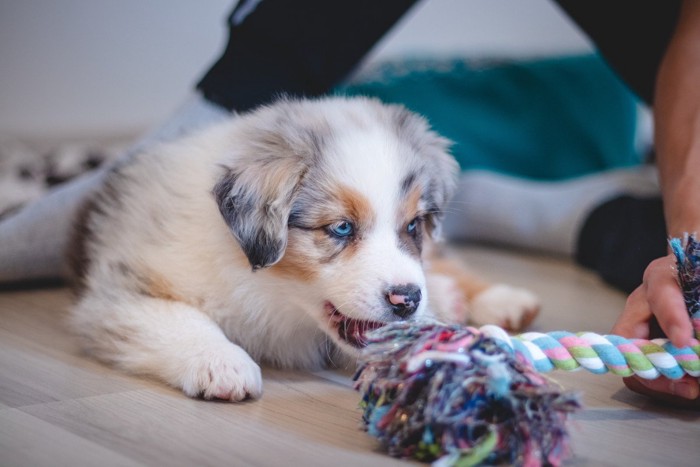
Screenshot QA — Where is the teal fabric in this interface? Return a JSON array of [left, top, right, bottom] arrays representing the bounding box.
[[336, 55, 642, 180]]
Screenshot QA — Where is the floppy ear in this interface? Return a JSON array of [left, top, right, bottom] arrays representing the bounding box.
[[212, 120, 315, 270]]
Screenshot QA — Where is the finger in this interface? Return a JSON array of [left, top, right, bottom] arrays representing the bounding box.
[[623, 376, 700, 408], [636, 375, 700, 399], [612, 286, 652, 339], [643, 255, 694, 347]]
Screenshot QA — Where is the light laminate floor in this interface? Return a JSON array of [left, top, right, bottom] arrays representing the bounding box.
[[1, 245, 699, 466]]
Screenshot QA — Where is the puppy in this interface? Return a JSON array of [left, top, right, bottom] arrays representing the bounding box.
[[69, 96, 538, 401]]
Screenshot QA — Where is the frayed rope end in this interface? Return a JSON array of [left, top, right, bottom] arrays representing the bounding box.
[[354, 323, 580, 466], [670, 233, 700, 317]]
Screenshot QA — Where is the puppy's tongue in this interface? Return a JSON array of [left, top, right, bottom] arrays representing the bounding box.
[[328, 305, 385, 348]]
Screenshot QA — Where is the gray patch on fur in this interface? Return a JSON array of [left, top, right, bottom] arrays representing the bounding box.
[[212, 99, 336, 270], [400, 171, 418, 196]]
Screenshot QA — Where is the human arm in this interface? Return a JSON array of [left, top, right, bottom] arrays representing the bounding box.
[[611, 0, 700, 402]]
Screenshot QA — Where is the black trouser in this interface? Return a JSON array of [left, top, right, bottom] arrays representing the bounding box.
[[197, 0, 682, 293], [197, 0, 419, 112]]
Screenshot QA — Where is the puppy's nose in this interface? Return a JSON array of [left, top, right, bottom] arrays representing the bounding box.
[[386, 284, 422, 318]]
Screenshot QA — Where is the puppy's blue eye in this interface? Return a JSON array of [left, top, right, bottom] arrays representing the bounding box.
[[407, 218, 419, 234], [329, 221, 354, 238]]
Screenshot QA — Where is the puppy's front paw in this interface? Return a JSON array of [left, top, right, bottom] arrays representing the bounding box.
[[470, 284, 540, 331], [181, 344, 263, 401]]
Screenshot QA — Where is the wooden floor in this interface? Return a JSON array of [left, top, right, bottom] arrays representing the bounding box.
[[1, 245, 699, 467]]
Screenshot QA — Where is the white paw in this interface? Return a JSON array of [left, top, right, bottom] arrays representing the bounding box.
[[181, 344, 263, 401], [426, 273, 469, 323], [470, 284, 540, 331]]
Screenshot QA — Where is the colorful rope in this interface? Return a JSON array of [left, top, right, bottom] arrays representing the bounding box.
[[354, 322, 580, 466], [482, 233, 700, 381], [354, 235, 700, 466], [479, 325, 700, 380]]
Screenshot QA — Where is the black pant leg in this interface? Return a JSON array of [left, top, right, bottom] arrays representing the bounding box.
[[576, 195, 668, 293], [552, 0, 682, 105], [197, 0, 419, 112], [556, 2, 683, 291]]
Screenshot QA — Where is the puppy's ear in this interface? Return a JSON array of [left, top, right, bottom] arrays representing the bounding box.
[[390, 104, 459, 240], [421, 132, 458, 240], [213, 119, 317, 270]]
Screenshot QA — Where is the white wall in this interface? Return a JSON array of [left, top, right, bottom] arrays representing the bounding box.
[[0, 0, 592, 140]]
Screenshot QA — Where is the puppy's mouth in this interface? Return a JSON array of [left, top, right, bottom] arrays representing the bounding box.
[[325, 302, 386, 348]]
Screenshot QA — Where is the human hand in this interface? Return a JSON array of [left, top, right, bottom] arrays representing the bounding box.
[[611, 254, 700, 406]]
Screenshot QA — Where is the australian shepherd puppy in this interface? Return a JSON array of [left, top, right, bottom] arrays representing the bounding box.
[[69, 96, 538, 401]]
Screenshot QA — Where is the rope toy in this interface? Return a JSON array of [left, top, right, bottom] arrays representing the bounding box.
[[353, 235, 700, 466]]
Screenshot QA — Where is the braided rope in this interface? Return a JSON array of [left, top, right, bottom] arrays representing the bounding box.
[[475, 234, 700, 380], [479, 317, 700, 380]]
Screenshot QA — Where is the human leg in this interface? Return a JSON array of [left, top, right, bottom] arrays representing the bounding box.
[[198, 0, 419, 112], [0, 0, 416, 285], [0, 95, 229, 285], [442, 165, 660, 254], [549, 0, 682, 290]]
